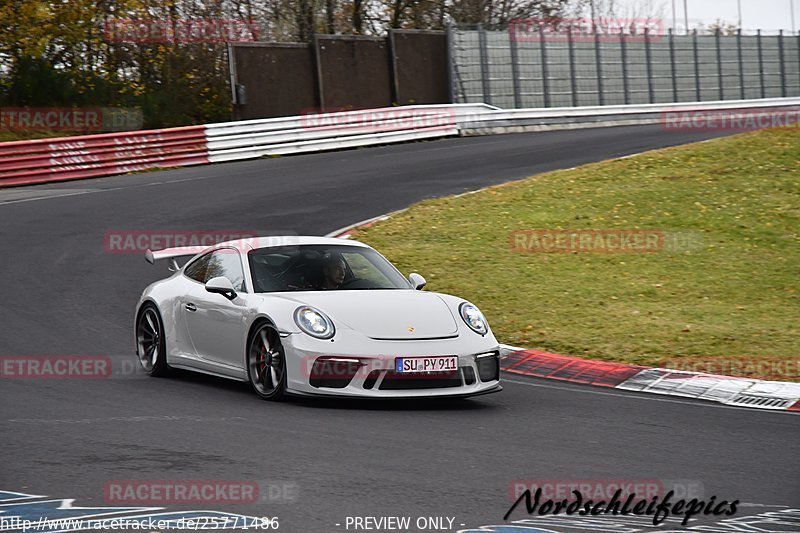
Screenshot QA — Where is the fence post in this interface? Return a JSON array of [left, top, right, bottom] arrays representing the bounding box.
[[446, 23, 456, 103], [594, 28, 604, 105], [645, 27, 654, 103], [737, 29, 745, 99], [778, 30, 787, 97], [669, 28, 677, 102], [312, 34, 326, 110], [757, 29, 765, 98], [509, 22, 522, 108], [539, 24, 550, 107], [226, 43, 241, 121], [715, 29, 723, 100], [477, 24, 492, 106], [621, 28, 630, 104], [693, 29, 701, 101], [568, 27, 578, 106], [387, 29, 400, 104]]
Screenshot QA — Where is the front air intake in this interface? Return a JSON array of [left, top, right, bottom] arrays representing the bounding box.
[[309, 357, 363, 389], [477, 354, 500, 382]]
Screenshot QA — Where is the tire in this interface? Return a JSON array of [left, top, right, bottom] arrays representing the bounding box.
[[136, 303, 171, 377], [246, 322, 287, 401]]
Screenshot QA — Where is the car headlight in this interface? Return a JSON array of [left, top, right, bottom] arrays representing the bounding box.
[[294, 306, 335, 339], [459, 302, 488, 335]]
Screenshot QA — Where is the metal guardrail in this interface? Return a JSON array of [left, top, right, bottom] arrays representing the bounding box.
[[457, 97, 800, 134], [0, 98, 797, 188], [204, 105, 482, 163]]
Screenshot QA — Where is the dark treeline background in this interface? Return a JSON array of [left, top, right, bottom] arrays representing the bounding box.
[[0, 0, 573, 129]]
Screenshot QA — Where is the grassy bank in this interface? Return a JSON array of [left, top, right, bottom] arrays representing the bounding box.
[[353, 128, 800, 380], [0, 130, 84, 142]]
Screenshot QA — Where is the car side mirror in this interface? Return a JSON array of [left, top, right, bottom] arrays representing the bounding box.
[[205, 276, 237, 300], [408, 272, 427, 290]]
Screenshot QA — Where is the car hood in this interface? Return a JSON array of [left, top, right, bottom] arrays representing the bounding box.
[[277, 290, 460, 340]]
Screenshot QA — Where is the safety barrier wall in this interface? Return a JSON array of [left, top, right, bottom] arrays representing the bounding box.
[[0, 126, 208, 187], [1, 98, 797, 188]]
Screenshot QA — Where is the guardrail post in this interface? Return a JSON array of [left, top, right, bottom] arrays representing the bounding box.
[[569, 27, 578, 106], [477, 24, 492, 106], [539, 24, 550, 107], [757, 29, 765, 98], [737, 29, 745, 99], [594, 28, 604, 105], [778, 30, 787, 97], [669, 29, 677, 102], [645, 27, 654, 103], [693, 30, 701, 101], [715, 29, 723, 100], [509, 23, 522, 108], [620, 29, 630, 104]]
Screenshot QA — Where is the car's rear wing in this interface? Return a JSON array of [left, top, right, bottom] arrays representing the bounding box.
[[145, 246, 202, 271]]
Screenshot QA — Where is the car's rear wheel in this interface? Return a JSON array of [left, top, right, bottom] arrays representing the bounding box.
[[136, 304, 170, 377], [247, 322, 286, 400]]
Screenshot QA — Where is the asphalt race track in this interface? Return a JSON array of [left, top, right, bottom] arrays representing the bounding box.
[[1, 126, 798, 533]]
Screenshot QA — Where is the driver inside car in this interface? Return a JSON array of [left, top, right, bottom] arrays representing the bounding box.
[[319, 252, 346, 290]]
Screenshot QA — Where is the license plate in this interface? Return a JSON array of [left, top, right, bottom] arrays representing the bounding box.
[[395, 356, 458, 373]]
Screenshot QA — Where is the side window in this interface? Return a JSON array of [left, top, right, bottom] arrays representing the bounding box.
[[206, 249, 246, 292], [184, 253, 211, 283]]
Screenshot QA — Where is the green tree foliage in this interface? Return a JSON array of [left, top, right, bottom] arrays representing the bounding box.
[[0, 0, 572, 128], [1, 0, 235, 128]]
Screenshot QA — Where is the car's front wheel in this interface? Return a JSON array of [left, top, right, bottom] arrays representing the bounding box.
[[136, 303, 170, 377], [247, 322, 287, 401]]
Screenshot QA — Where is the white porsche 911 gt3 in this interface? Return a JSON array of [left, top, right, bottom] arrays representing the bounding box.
[[135, 236, 501, 400]]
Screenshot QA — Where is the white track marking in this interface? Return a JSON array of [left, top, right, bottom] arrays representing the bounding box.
[[0, 174, 224, 206]]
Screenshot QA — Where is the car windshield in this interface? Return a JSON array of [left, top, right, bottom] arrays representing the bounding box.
[[248, 244, 412, 292]]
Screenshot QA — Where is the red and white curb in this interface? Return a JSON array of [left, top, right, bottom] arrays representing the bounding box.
[[500, 346, 800, 412], [327, 220, 800, 413]]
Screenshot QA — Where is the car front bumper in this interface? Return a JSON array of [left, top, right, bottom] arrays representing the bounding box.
[[282, 330, 502, 398]]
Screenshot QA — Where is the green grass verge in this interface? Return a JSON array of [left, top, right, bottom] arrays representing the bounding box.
[[353, 128, 800, 380], [0, 130, 85, 142]]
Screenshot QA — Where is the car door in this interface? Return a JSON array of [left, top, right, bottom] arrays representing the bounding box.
[[182, 247, 249, 370]]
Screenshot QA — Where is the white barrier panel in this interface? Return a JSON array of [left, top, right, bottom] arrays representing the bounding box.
[[205, 104, 490, 163], [456, 97, 800, 134]]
